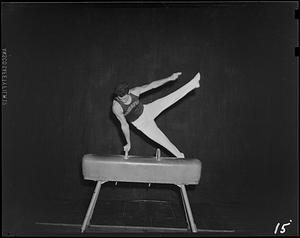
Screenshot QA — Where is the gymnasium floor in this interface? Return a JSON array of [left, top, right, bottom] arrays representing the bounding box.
[[4, 182, 297, 236]]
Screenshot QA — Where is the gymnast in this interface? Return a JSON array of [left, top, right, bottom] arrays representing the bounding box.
[[112, 72, 201, 158]]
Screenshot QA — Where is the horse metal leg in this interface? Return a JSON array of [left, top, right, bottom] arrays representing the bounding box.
[[81, 181, 103, 233], [178, 185, 197, 233]]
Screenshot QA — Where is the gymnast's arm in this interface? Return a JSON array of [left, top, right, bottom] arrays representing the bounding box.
[[112, 101, 131, 152], [130, 72, 182, 96]]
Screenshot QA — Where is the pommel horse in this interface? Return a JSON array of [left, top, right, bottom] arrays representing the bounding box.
[[81, 153, 201, 233]]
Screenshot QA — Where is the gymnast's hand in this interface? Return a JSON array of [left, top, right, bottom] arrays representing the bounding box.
[[170, 72, 182, 81], [123, 143, 131, 153]]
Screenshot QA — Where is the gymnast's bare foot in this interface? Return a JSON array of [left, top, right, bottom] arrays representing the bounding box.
[[193, 72, 201, 88], [177, 152, 185, 159]]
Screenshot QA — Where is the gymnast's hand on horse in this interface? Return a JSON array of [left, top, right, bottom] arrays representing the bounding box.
[[123, 143, 131, 153]]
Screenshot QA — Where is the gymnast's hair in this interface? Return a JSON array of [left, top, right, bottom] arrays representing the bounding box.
[[114, 82, 129, 97]]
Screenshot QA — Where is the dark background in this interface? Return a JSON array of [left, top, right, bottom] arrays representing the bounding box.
[[2, 2, 298, 235]]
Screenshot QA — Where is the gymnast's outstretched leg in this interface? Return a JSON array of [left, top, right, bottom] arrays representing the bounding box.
[[148, 72, 200, 119]]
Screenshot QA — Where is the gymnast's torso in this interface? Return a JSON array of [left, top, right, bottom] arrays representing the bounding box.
[[115, 93, 144, 122]]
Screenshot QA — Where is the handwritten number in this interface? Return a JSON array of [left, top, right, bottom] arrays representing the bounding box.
[[274, 223, 280, 234], [280, 224, 286, 234], [275, 220, 292, 234]]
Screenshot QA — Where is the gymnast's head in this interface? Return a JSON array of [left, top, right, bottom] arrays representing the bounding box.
[[114, 82, 130, 100]]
